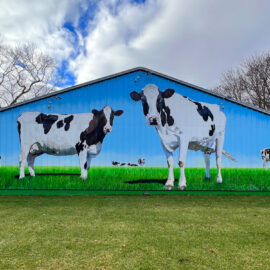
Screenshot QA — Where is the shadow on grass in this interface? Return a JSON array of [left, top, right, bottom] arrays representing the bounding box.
[[14, 173, 80, 179], [125, 179, 170, 185]]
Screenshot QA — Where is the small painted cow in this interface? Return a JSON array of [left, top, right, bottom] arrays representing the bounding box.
[[112, 161, 120, 166], [138, 158, 145, 166], [261, 149, 270, 168], [17, 106, 123, 179], [130, 84, 231, 190], [128, 163, 138, 167]]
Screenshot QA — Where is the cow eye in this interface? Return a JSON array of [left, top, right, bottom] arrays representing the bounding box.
[[156, 96, 163, 112], [142, 101, 149, 116], [110, 114, 114, 125]]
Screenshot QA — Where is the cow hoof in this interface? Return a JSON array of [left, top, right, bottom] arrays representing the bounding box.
[[178, 185, 186, 191], [216, 178, 222, 183], [80, 176, 87, 181], [205, 177, 210, 181], [164, 184, 173, 190], [19, 176, 25, 180]]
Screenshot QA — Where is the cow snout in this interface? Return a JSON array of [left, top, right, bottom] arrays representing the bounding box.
[[148, 116, 158, 126], [104, 126, 112, 133]]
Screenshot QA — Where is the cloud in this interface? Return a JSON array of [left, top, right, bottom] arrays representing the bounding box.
[[70, 0, 270, 88], [0, 0, 88, 63], [1, 0, 270, 89]]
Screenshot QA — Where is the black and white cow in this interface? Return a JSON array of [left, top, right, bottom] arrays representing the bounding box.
[[130, 84, 230, 190], [128, 163, 138, 167], [112, 161, 120, 166], [17, 106, 123, 179], [112, 161, 126, 166], [261, 149, 270, 168], [138, 158, 145, 166]]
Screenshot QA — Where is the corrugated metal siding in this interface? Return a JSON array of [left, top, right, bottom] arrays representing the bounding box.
[[0, 69, 270, 192]]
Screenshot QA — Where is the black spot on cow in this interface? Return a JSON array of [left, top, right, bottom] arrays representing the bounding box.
[[209, 124, 215, 136], [156, 89, 175, 127], [192, 101, 214, 122], [75, 142, 84, 154], [84, 162, 87, 170], [80, 111, 107, 149], [56, 120, 64, 128], [64, 115, 74, 131], [17, 121, 21, 144], [142, 97, 149, 116], [36, 113, 58, 134], [75, 108, 123, 155], [130, 91, 149, 116]]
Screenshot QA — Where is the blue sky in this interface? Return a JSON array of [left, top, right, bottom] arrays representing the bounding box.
[[1, 0, 270, 90]]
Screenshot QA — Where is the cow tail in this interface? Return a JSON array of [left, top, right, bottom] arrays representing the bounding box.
[[17, 120, 21, 145], [222, 150, 237, 162]]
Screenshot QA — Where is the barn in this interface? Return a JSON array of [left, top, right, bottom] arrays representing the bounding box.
[[0, 67, 270, 193]]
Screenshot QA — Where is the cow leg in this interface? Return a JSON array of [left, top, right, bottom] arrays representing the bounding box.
[[27, 153, 36, 177], [204, 152, 210, 180], [162, 145, 175, 190], [178, 137, 188, 190], [263, 158, 267, 169], [216, 135, 224, 183], [86, 153, 92, 170], [19, 146, 31, 179], [78, 149, 88, 180]]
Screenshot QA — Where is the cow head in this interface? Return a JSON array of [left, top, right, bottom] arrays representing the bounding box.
[[92, 106, 123, 134], [130, 84, 174, 126]]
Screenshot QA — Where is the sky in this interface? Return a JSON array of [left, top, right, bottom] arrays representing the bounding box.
[[1, 0, 270, 89]]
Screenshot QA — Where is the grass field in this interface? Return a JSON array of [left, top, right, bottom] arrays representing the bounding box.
[[0, 195, 270, 269], [1, 166, 270, 191]]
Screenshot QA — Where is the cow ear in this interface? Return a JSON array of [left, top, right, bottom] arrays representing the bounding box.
[[114, 110, 124, 116], [162, 88, 175, 98], [92, 109, 99, 116], [130, 91, 141, 101]]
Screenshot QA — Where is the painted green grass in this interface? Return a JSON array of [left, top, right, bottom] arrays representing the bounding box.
[[1, 166, 270, 191], [0, 195, 270, 269]]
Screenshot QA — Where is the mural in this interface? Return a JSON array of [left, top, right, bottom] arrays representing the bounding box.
[[17, 107, 123, 179], [0, 69, 270, 192], [130, 83, 233, 190]]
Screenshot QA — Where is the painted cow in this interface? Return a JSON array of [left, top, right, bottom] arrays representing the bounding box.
[[112, 161, 120, 166], [261, 149, 270, 168], [138, 158, 145, 166], [130, 84, 230, 190], [17, 106, 123, 179], [128, 163, 138, 167]]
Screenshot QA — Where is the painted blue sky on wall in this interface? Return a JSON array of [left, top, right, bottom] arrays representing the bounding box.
[[0, 70, 269, 168]]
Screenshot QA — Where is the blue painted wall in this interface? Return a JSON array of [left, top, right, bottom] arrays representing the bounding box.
[[0, 70, 269, 168]]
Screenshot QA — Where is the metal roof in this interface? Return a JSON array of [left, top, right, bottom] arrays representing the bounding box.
[[0, 66, 270, 116]]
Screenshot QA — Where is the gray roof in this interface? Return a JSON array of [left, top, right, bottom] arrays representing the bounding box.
[[0, 66, 270, 116]]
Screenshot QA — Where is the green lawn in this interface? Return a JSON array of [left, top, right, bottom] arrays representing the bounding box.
[[1, 166, 270, 192], [0, 195, 269, 269]]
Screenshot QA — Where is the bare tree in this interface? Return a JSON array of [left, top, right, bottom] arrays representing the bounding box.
[[0, 40, 58, 107], [214, 52, 270, 110]]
